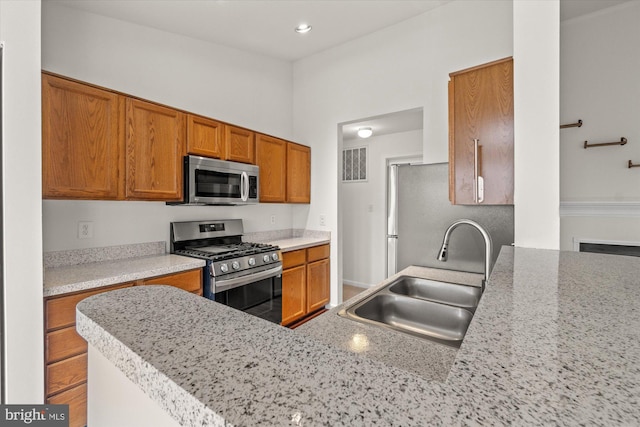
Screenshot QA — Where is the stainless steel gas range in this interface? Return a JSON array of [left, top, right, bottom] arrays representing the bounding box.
[[170, 219, 282, 323]]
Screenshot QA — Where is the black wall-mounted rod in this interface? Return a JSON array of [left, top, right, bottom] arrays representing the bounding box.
[[629, 160, 640, 169], [560, 119, 582, 129], [583, 137, 627, 149]]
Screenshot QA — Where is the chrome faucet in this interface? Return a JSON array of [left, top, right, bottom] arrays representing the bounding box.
[[437, 219, 493, 291]]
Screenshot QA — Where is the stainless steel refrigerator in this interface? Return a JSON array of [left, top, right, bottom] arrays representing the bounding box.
[[387, 163, 514, 277]]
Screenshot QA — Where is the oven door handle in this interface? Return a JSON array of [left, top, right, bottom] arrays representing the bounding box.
[[214, 265, 282, 293]]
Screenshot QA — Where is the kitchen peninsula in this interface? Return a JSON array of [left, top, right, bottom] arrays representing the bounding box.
[[76, 247, 640, 426]]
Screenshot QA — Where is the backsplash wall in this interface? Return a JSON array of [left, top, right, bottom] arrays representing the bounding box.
[[42, 200, 296, 252]]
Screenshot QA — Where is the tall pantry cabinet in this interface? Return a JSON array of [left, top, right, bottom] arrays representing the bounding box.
[[448, 57, 514, 205]]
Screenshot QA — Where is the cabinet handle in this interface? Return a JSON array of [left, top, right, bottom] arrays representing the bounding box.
[[473, 139, 479, 203], [473, 139, 485, 204]]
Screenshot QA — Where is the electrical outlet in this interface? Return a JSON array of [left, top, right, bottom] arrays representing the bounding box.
[[270, 215, 276, 225], [319, 214, 326, 227], [78, 221, 94, 239]]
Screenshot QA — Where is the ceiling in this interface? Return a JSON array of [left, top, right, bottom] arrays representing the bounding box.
[[52, 0, 451, 62], [342, 109, 423, 142], [50, 0, 632, 141], [51, 0, 633, 63]]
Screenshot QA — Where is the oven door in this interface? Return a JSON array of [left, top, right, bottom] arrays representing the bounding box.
[[211, 265, 282, 324]]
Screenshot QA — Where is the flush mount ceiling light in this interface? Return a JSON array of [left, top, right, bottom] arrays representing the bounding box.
[[295, 23, 312, 34], [357, 127, 373, 138]]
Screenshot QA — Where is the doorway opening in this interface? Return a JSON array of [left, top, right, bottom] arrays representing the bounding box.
[[337, 108, 423, 303]]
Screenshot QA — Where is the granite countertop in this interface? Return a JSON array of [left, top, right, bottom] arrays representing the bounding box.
[[44, 254, 205, 297], [265, 236, 330, 252], [76, 246, 640, 425]]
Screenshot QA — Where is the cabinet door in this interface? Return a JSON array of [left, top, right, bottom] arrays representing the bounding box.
[[125, 98, 185, 201], [306, 258, 330, 313], [143, 269, 202, 294], [186, 114, 225, 159], [449, 58, 513, 205], [225, 125, 255, 164], [282, 265, 307, 326], [256, 134, 287, 202], [47, 383, 87, 427], [42, 73, 124, 199], [286, 143, 311, 203]]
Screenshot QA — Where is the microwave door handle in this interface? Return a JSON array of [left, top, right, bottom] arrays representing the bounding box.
[[241, 171, 248, 201]]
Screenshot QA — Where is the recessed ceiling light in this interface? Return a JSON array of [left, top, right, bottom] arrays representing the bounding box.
[[357, 127, 373, 138], [295, 23, 312, 34]]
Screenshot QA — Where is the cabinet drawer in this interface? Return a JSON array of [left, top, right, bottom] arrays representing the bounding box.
[[46, 353, 87, 396], [143, 269, 202, 293], [46, 327, 87, 364], [47, 383, 87, 427], [45, 283, 133, 331], [282, 249, 306, 269], [307, 244, 330, 263]]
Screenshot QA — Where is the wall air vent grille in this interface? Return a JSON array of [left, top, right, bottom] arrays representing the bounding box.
[[342, 146, 367, 182]]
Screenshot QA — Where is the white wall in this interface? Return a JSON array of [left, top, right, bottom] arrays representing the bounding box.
[[293, 0, 514, 306], [41, 2, 296, 252], [42, 201, 295, 252], [0, 0, 44, 403], [559, 2, 640, 250], [341, 130, 422, 287], [513, 0, 560, 250]]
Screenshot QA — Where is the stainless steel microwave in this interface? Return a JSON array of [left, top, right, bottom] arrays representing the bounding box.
[[173, 155, 259, 205]]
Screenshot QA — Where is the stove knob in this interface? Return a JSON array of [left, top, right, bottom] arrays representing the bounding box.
[[220, 263, 229, 273], [248, 257, 256, 266], [271, 253, 279, 261], [232, 261, 241, 270], [263, 254, 270, 263]]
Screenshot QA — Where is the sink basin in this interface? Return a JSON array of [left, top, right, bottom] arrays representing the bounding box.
[[338, 276, 481, 348], [388, 276, 481, 312]]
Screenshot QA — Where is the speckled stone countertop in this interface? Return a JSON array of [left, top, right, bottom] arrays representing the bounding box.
[[44, 255, 205, 297], [76, 247, 640, 425], [265, 236, 330, 252], [244, 229, 330, 252]]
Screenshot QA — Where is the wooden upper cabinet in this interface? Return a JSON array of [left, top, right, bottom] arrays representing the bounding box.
[[186, 114, 225, 159], [449, 57, 514, 205], [256, 134, 287, 202], [42, 73, 124, 199], [125, 98, 185, 201], [225, 125, 255, 164], [286, 143, 311, 203]]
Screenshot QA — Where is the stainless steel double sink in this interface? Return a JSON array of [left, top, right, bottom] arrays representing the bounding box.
[[338, 276, 482, 348]]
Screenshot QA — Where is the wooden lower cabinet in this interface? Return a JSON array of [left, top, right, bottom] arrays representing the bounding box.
[[44, 268, 203, 426], [142, 268, 202, 293], [307, 258, 330, 313], [282, 265, 307, 326], [281, 244, 330, 326], [47, 383, 87, 427]]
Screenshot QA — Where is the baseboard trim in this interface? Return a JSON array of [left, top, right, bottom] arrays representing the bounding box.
[[343, 279, 373, 289]]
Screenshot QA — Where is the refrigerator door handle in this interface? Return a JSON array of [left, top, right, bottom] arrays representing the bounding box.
[[387, 164, 399, 236], [386, 164, 399, 277]]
